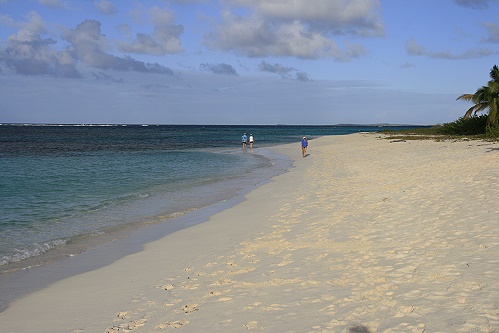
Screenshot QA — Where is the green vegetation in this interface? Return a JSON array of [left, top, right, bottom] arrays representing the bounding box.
[[382, 116, 498, 141], [383, 65, 499, 141], [437, 115, 488, 136], [457, 65, 499, 137], [379, 126, 456, 141]]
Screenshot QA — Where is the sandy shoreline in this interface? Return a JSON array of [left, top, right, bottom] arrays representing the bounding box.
[[1, 133, 499, 332]]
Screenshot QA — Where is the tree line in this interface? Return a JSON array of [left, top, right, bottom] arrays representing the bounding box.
[[453, 65, 499, 137]]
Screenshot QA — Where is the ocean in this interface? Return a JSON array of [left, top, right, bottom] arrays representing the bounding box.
[[0, 124, 417, 273]]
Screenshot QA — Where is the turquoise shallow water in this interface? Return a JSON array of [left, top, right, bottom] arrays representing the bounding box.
[[0, 124, 420, 271]]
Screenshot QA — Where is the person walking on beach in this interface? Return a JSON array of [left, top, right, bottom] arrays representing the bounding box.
[[249, 134, 254, 149], [242, 133, 247, 149], [301, 136, 308, 157]]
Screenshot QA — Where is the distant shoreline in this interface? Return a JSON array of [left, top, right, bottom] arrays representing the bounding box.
[[0, 123, 433, 127]]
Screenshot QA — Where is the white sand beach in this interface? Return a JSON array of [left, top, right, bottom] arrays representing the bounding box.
[[1, 133, 499, 333]]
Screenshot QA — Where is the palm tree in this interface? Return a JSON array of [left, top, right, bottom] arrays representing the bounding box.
[[457, 65, 499, 128]]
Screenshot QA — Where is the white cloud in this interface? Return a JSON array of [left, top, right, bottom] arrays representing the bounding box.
[[227, 0, 384, 36], [0, 17, 175, 77], [258, 60, 311, 81], [0, 71, 459, 125], [0, 29, 78, 77], [205, 11, 366, 60], [95, 0, 118, 15], [406, 38, 499, 59], [62, 19, 175, 73], [200, 63, 238, 75], [205, 0, 379, 59], [482, 22, 499, 42], [23, 11, 46, 34], [259, 61, 294, 76], [0, 13, 16, 28], [117, 6, 183, 55], [0, 11, 46, 34]]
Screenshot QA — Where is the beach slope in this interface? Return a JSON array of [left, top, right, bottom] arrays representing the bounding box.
[[1, 133, 499, 332]]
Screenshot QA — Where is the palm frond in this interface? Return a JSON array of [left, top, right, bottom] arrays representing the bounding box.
[[463, 106, 477, 119], [458, 65, 499, 127], [488, 80, 499, 95], [487, 98, 499, 126], [490, 65, 499, 83], [457, 93, 474, 102]]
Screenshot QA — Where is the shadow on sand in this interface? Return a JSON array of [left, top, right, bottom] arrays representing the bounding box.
[[349, 325, 371, 333]]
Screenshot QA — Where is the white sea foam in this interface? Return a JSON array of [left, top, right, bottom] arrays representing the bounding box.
[[0, 239, 67, 266], [1, 124, 414, 272]]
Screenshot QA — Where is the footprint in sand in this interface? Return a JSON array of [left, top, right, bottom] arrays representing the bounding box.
[[277, 259, 293, 267], [449, 280, 484, 292], [160, 284, 175, 291], [163, 298, 183, 307], [262, 303, 285, 311], [319, 304, 336, 315], [116, 311, 129, 319], [210, 277, 233, 286], [244, 321, 259, 330], [106, 319, 147, 332], [217, 297, 233, 302], [244, 302, 262, 310], [227, 267, 256, 276], [394, 305, 416, 317], [156, 321, 189, 329], [181, 283, 200, 290], [182, 303, 199, 313]]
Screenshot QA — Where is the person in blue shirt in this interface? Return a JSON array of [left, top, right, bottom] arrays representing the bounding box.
[[242, 133, 247, 148], [301, 136, 308, 157]]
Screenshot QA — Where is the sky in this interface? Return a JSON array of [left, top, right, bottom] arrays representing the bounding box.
[[1, 0, 499, 125]]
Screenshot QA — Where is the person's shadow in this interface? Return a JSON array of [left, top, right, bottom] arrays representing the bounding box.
[[349, 325, 371, 333]]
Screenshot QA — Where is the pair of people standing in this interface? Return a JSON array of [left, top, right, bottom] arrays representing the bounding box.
[[241, 133, 254, 149]]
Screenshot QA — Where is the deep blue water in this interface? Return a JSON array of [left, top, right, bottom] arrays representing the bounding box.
[[0, 124, 420, 271]]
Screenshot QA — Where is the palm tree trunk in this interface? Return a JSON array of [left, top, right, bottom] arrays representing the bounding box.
[[486, 97, 499, 127]]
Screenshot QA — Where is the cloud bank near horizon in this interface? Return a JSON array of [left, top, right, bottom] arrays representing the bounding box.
[[0, 0, 498, 125]]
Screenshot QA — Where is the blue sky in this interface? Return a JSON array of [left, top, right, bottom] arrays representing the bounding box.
[[1, 0, 498, 125]]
